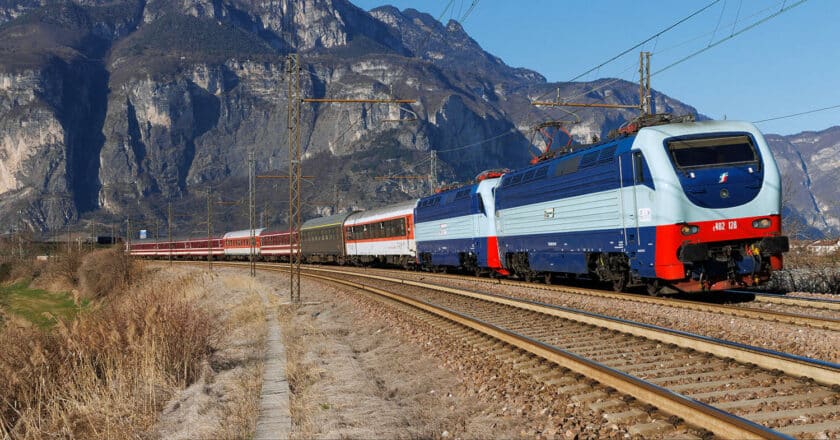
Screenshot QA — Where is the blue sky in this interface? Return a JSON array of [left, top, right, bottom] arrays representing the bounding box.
[[350, 0, 839, 135]]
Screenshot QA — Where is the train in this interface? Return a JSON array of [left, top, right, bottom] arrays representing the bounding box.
[[129, 118, 789, 294]]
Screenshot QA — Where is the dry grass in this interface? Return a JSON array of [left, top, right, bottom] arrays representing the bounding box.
[[152, 269, 268, 440], [78, 248, 136, 299], [0, 270, 213, 438], [278, 303, 322, 439]]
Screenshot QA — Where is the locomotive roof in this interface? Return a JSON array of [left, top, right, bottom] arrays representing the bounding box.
[[223, 228, 266, 239], [301, 211, 357, 230]]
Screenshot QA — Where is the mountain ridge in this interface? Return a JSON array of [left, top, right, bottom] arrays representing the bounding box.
[[0, 0, 833, 239]]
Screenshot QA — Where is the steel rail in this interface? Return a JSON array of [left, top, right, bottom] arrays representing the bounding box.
[[156, 261, 839, 384], [329, 266, 840, 330], [296, 266, 840, 387], [735, 290, 840, 311], [296, 268, 790, 440]]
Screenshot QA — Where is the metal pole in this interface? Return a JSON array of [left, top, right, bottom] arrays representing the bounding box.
[[249, 151, 256, 277], [287, 53, 302, 303], [168, 202, 172, 266], [645, 51, 652, 115], [207, 188, 213, 271], [430, 150, 437, 192], [127, 215, 131, 253], [639, 51, 645, 116]]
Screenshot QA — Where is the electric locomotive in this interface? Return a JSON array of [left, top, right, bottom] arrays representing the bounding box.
[[494, 117, 788, 293]]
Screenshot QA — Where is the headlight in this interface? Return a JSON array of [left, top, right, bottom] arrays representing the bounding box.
[[680, 224, 699, 235], [752, 218, 771, 229]]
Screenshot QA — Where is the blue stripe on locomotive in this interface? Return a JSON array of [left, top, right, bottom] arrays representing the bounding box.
[[495, 135, 661, 278], [415, 184, 481, 222], [415, 184, 482, 266], [499, 227, 657, 278], [415, 238, 475, 266], [495, 136, 653, 211]]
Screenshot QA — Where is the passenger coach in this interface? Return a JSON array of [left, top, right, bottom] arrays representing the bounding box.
[[344, 199, 418, 268]]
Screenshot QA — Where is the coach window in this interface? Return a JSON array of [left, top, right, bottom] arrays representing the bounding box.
[[633, 151, 645, 184]]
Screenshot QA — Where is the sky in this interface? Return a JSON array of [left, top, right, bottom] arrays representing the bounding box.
[[350, 0, 840, 136]]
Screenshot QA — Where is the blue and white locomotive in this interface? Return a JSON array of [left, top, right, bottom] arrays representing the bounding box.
[[414, 118, 788, 293]]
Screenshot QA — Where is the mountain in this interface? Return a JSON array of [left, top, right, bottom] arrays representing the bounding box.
[[766, 127, 840, 239], [0, 0, 756, 238]]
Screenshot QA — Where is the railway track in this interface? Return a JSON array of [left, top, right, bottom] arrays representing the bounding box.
[[194, 261, 838, 438], [321, 265, 840, 331], [294, 266, 838, 439]]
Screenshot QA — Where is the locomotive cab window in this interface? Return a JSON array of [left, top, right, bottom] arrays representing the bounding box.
[[667, 135, 758, 170]]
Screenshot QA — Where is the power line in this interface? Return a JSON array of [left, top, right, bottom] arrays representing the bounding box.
[[460, 0, 480, 23], [435, 128, 518, 153], [653, 0, 808, 76], [753, 103, 840, 124], [567, 0, 721, 83], [653, 0, 790, 57]]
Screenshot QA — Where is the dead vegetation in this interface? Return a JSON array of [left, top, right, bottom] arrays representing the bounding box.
[[769, 244, 840, 293], [0, 244, 222, 438]]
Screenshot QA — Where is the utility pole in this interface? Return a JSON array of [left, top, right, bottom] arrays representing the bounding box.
[[430, 150, 437, 192], [249, 151, 256, 278], [532, 51, 652, 116], [168, 202, 172, 266], [641, 51, 651, 115], [287, 53, 302, 302], [283, 54, 417, 303], [207, 188, 213, 271], [126, 215, 131, 253]]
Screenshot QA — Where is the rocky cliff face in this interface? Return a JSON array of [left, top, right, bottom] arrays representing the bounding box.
[[766, 127, 840, 238], [0, 0, 734, 237]]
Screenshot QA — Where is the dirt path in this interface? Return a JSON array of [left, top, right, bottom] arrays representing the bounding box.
[[254, 282, 292, 439]]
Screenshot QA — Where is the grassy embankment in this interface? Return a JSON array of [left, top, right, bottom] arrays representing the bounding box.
[[0, 282, 85, 328]]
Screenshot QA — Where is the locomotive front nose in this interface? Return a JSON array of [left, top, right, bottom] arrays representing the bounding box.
[[665, 134, 763, 209]]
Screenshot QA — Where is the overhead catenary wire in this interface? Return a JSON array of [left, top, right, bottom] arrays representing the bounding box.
[[565, 0, 721, 84], [752, 103, 840, 124], [653, 0, 808, 77], [652, 0, 792, 57], [534, 0, 802, 112]]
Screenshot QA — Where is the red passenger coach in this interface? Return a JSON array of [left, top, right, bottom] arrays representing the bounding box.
[[224, 229, 265, 259], [128, 235, 224, 259], [259, 229, 297, 261]]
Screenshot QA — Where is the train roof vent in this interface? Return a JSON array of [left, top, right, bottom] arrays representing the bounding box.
[[580, 151, 599, 168], [598, 145, 617, 163]]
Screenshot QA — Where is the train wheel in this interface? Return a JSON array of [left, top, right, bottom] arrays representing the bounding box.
[[646, 280, 661, 297], [543, 272, 552, 285], [612, 273, 628, 292]]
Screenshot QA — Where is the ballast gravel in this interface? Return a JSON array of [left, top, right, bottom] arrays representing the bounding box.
[[338, 268, 839, 364]]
